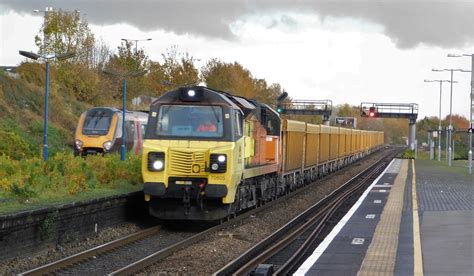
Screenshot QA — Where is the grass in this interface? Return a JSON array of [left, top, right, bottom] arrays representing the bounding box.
[[0, 185, 142, 215], [415, 150, 472, 176]]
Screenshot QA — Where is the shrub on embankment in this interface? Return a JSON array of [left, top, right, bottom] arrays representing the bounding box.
[[0, 153, 142, 211]]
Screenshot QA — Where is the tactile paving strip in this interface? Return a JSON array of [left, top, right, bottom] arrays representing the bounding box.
[[358, 160, 408, 275]]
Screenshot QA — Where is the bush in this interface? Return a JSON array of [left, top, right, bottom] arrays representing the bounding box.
[[1, 152, 142, 202], [401, 149, 415, 159]]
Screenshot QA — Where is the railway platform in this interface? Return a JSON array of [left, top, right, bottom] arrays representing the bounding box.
[[294, 158, 473, 276]]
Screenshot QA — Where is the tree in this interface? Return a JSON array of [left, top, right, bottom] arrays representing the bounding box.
[[201, 59, 284, 105], [35, 9, 95, 67], [103, 41, 149, 100], [201, 59, 254, 98], [145, 46, 199, 97]]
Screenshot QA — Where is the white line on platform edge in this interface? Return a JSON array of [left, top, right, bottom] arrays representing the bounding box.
[[293, 159, 396, 275]]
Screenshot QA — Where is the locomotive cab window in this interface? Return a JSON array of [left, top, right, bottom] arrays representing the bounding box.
[[155, 105, 224, 138], [234, 111, 243, 137]]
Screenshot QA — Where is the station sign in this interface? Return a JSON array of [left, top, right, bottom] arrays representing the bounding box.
[[335, 117, 357, 128]]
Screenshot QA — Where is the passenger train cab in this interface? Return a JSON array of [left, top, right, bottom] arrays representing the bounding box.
[[74, 107, 148, 156]]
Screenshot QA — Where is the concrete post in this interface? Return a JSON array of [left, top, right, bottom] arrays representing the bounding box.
[[415, 140, 418, 159], [448, 125, 452, 167], [323, 115, 330, 126], [409, 118, 416, 150], [438, 128, 442, 161], [446, 127, 449, 161], [469, 55, 473, 174], [429, 132, 434, 160]]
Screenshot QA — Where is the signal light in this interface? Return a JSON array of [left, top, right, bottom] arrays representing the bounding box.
[[276, 105, 283, 113], [368, 107, 376, 118]]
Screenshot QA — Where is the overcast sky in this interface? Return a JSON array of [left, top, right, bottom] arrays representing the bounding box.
[[1, 0, 473, 120]]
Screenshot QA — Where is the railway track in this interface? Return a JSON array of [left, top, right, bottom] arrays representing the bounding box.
[[214, 150, 397, 275], [18, 225, 196, 275]]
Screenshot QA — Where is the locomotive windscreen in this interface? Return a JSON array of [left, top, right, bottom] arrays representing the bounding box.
[[82, 108, 114, 135], [155, 105, 224, 138]]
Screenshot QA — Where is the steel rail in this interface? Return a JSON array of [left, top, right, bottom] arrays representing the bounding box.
[[214, 150, 396, 275], [19, 225, 161, 276]]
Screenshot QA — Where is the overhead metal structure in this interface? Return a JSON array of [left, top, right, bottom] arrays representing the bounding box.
[[360, 102, 418, 119], [360, 102, 419, 150], [278, 99, 332, 116]]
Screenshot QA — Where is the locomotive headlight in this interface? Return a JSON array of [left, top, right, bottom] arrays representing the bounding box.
[[103, 141, 113, 151], [210, 154, 227, 173], [148, 152, 165, 171], [75, 139, 83, 150], [153, 160, 164, 170], [187, 90, 196, 97]]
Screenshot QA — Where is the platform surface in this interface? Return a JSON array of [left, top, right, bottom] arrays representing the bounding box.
[[295, 158, 473, 276]]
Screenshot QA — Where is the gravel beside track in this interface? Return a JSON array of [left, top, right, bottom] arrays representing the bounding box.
[[141, 148, 392, 275], [55, 227, 197, 275], [0, 223, 143, 275]]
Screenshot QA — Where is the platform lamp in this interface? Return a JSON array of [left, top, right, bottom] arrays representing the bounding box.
[[432, 68, 470, 167], [102, 69, 147, 161], [424, 79, 455, 161], [18, 50, 75, 161], [120, 38, 152, 55], [448, 53, 473, 174]]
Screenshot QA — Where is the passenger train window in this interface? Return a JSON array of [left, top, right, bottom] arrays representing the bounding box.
[[125, 121, 135, 140]]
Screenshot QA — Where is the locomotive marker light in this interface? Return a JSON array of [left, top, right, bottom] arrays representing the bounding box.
[[102, 69, 147, 161], [18, 50, 75, 161]]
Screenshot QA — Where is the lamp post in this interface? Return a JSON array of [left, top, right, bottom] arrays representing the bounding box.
[[448, 53, 474, 174], [424, 79, 455, 161], [19, 51, 75, 161], [432, 68, 471, 167], [121, 38, 152, 55], [102, 69, 147, 161]]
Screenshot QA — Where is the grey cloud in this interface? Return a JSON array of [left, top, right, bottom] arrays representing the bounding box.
[[2, 0, 473, 48]]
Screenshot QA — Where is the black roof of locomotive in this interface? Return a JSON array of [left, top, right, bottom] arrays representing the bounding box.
[[151, 86, 248, 111], [151, 85, 280, 120]]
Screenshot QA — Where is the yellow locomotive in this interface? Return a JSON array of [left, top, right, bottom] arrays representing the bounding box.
[[142, 86, 384, 221]]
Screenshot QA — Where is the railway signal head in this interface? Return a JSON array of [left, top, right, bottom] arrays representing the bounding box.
[[369, 107, 376, 118], [276, 104, 284, 113]]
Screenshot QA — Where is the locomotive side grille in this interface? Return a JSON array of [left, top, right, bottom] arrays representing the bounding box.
[[169, 150, 206, 174]]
